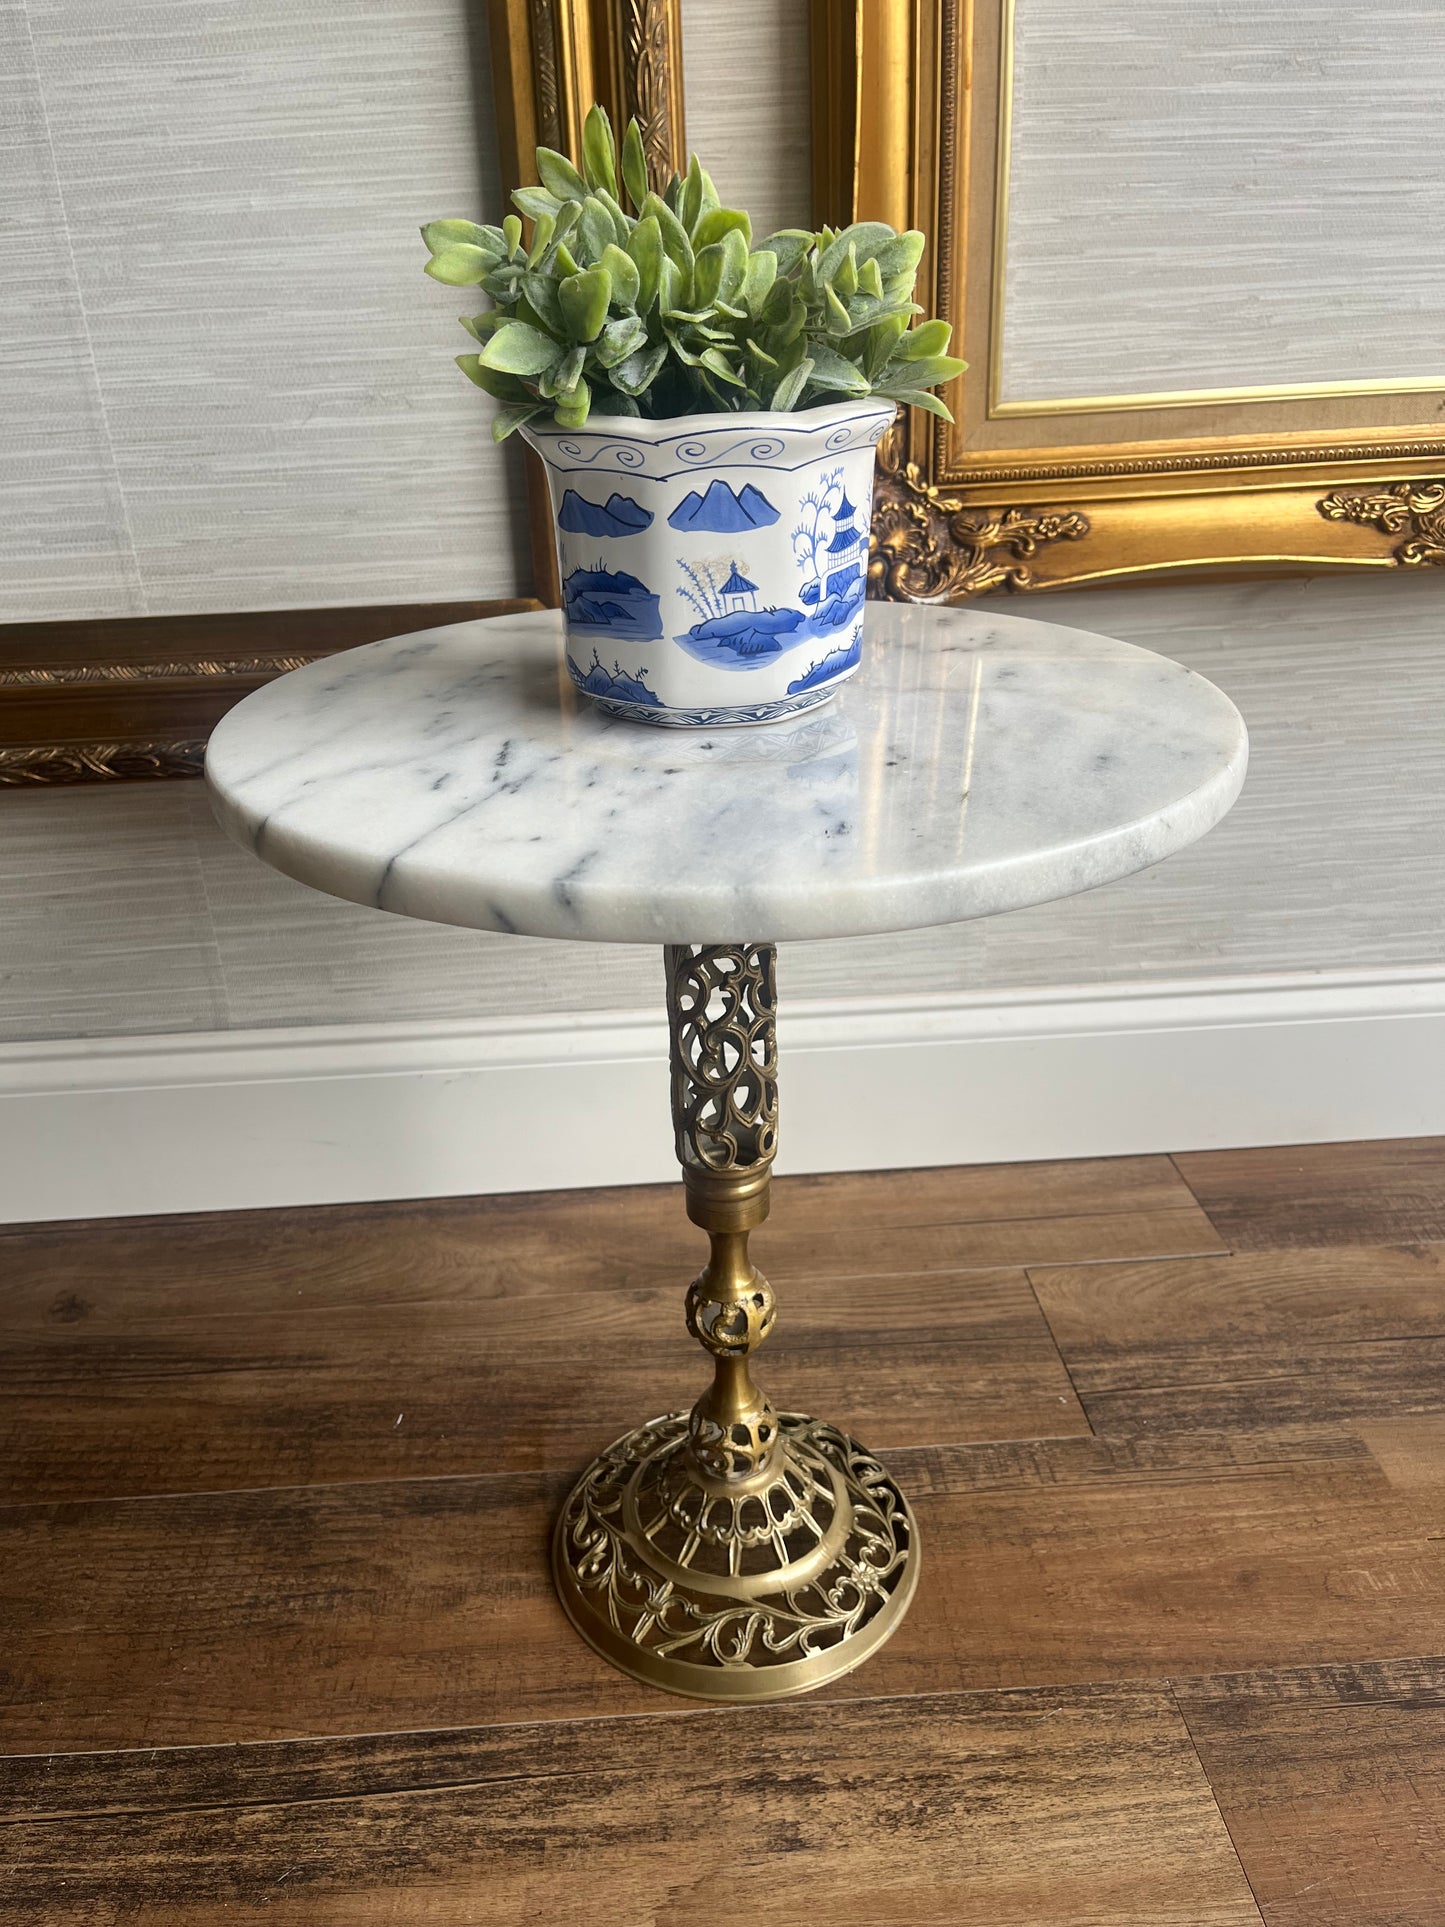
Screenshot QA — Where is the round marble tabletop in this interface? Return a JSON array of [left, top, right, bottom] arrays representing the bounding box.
[[205, 603, 1247, 945]]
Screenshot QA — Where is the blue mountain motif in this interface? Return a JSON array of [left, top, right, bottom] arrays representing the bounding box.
[[787, 627, 862, 693], [569, 652, 662, 707], [564, 563, 662, 641], [668, 480, 780, 533], [558, 489, 653, 537]]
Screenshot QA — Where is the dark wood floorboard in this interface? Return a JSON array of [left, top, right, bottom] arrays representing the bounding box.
[[0, 1266, 1086, 1505], [1030, 1242, 1445, 1433], [0, 1686, 1261, 1927], [9, 1138, 1445, 1922], [7, 1420, 1445, 1752], [0, 1155, 1222, 1331], [1174, 1137, 1445, 1249], [1177, 1657, 1445, 1927]]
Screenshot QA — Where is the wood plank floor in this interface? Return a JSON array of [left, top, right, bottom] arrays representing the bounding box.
[[3, 1139, 1444, 1924]]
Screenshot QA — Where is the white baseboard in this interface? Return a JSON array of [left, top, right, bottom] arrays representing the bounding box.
[[4, 967, 1444, 1224]]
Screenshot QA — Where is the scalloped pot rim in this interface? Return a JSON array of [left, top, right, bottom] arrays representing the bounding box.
[[520, 398, 897, 448]]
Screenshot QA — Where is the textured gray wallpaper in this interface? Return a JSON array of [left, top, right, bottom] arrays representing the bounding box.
[[1002, 0, 1445, 402], [681, 0, 812, 240], [3, 0, 530, 620]]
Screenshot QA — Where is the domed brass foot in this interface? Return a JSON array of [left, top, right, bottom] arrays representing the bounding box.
[[553, 1410, 918, 1702]]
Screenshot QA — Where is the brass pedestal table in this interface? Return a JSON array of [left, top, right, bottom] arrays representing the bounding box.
[[206, 601, 1247, 1702]]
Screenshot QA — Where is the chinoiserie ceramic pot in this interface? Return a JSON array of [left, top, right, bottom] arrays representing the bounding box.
[[520, 398, 894, 727]]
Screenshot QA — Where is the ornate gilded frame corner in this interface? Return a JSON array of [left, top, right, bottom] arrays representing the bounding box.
[[814, 0, 1445, 599]]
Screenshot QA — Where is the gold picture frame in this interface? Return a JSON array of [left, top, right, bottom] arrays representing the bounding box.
[[811, 0, 1445, 596]]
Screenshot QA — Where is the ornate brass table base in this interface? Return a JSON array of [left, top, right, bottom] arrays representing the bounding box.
[[552, 943, 919, 1702]]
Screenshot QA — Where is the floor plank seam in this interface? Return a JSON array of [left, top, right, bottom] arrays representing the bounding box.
[[1168, 1680, 1270, 1927]]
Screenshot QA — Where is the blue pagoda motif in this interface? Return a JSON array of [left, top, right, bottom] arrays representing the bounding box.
[[720, 563, 759, 614], [823, 492, 868, 596]]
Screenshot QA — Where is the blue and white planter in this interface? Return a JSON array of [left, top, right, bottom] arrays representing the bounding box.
[[520, 399, 894, 727]]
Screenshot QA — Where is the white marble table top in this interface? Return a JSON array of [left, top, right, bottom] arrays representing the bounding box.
[[205, 604, 1247, 945]]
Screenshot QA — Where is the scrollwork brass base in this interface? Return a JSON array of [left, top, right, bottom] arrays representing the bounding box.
[[549, 941, 920, 1701], [552, 1411, 917, 1701]]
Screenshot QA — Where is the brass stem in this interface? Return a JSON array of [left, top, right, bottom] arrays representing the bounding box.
[[664, 943, 781, 1486]]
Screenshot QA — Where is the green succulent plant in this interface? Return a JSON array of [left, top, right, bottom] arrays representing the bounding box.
[[421, 103, 965, 440]]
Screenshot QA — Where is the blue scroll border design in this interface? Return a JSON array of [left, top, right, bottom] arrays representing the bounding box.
[[539, 409, 892, 481]]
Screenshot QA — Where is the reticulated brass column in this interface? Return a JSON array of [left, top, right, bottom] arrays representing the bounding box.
[[550, 941, 919, 1703], [666, 941, 782, 1487]]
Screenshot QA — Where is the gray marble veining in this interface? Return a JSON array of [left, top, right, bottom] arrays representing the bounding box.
[[205, 603, 1247, 945]]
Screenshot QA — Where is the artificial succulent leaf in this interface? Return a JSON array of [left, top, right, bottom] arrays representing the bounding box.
[[642, 192, 694, 270], [539, 343, 587, 398], [657, 253, 695, 315], [535, 147, 588, 202], [424, 245, 493, 286], [550, 200, 583, 246], [771, 355, 814, 411], [621, 117, 649, 213], [491, 401, 547, 441], [823, 282, 853, 336], [882, 352, 965, 389], [577, 198, 616, 265], [872, 230, 927, 278], [898, 318, 952, 359], [600, 242, 641, 309], [519, 273, 565, 334], [740, 249, 777, 311], [423, 219, 505, 258], [502, 215, 523, 256], [857, 256, 884, 299], [458, 310, 506, 342], [477, 321, 562, 376], [759, 228, 813, 273], [610, 341, 668, 395], [679, 154, 707, 233], [879, 386, 953, 420], [759, 277, 795, 326], [592, 389, 642, 416], [511, 186, 561, 222], [698, 345, 744, 386], [626, 215, 664, 312], [707, 227, 748, 305], [804, 341, 872, 394], [818, 221, 896, 280], [526, 212, 557, 266], [554, 375, 592, 427], [833, 242, 859, 299], [456, 353, 530, 400], [863, 312, 909, 377], [593, 314, 649, 367], [581, 102, 618, 195], [662, 325, 703, 367], [593, 189, 633, 245], [559, 266, 611, 341], [692, 206, 752, 251]]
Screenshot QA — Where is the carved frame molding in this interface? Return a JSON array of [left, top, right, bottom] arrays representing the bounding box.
[[813, 0, 1445, 598]]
